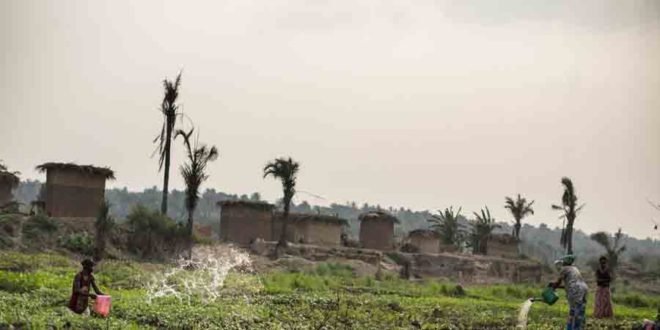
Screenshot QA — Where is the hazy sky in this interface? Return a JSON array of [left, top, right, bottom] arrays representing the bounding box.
[[2, 0, 659, 239]]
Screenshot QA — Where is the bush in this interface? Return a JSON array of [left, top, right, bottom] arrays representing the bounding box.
[[58, 232, 95, 256], [22, 214, 58, 238], [125, 205, 187, 258]]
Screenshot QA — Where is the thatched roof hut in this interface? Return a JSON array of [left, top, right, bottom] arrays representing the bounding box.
[[358, 210, 399, 250], [406, 229, 441, 254], [0, 171, 19, 187], [217, 200, 275, 245], [36, 162, 114, 218], [0, 171, 20, 207]]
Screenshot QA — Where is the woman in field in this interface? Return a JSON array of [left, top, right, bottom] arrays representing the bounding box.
[[551, 255, 589, 330], [594, 256, 614, 318], [68, 259, 104, 314]]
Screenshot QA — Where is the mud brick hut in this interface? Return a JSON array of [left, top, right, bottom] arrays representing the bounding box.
[[486, 233, 519, 259], [217, 200, 275, 246], [406, 229, 441, 254], [0, 170, 19, 207], [273, 212, 347, 246], [36, 163, 114, 218], [358, 210, 399, 251]]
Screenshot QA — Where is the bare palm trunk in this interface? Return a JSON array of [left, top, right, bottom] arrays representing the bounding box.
[[566, 220, 574, 255], [187, 211, 194, 259], [279, 201, 289, 247], [161, 129, 172, 215], [514, 221, 521, 240]]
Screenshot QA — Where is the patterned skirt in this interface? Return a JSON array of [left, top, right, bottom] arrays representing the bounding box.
[[594, 286, 614, 318]]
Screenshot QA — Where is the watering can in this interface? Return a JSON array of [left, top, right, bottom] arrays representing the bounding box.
[[531, 287, 559, 305], [94, 295, 112, 317]]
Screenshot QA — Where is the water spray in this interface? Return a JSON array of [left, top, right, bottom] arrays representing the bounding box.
[[146, 245, 254, 304]]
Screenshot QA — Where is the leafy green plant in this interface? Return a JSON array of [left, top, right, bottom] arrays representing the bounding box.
[[58, 232, 94, 256]]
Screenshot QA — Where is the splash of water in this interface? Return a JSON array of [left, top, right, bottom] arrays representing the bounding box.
[[146, 245, 253, 303], [516, 298, 534, 329]]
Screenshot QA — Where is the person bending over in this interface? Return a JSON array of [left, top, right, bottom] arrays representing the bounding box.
[[68, 259, 104, 314], [550, 255, 589, 330]]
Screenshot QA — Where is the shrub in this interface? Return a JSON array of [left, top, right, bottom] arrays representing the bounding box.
[[58, 232, 95, 256], [22, 214, 58, 238], [125, 205, 187, 258]]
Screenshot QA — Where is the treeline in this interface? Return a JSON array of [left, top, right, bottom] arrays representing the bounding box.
[[13, 180, 660, 270]]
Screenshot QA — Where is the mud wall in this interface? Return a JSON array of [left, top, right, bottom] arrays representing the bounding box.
[[44, 169, 106, 218], [359, 219, 394, 251], [408, 236, 439, 254], [220, 206, 273, 245], [0, 183, 12, 206], [400, 252, 542, 284]]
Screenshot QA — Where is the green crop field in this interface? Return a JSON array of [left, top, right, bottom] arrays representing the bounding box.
[[0, 251, 657, 329]]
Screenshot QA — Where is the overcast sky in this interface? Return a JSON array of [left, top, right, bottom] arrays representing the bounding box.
[[1, 0, 659, 239]]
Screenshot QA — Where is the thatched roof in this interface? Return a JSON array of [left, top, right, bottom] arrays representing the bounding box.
[[408, 229, 440, 239], [358, 210, 400, 224], [276, 212, 349, 226], [0, 171, 19, 187], [35, 162, 115, 180], [216, 200, 275, 211]]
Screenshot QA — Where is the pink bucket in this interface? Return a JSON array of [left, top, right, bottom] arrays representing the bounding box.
[[94, 295, 111, 317]]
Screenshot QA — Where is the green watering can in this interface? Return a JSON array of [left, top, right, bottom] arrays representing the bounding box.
[[533, 287, 559, 305]]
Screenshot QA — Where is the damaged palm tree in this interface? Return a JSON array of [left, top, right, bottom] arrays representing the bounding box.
[[590, 228, 626, 278], [263, 157, 299, 249], [504, 194, 534, 240], [552, 177, 585, 255], [153, 71, 183, 215], [176, 128, 219, 259]]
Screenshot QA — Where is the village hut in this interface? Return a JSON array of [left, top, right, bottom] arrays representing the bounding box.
[[406, 229, 441, 254], [486, 233, 519, 259], [273, 212, 347, 246], [36, 163, 114, 218], [217, 200, 275, 246], [0, 171, 19, 207], [358, 210, 399, 251]]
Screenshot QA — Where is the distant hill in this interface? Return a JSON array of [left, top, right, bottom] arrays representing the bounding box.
[[13, 180, 660, 271]]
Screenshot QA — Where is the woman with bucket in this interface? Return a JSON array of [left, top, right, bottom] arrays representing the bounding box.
[[68, 259, 105, 314], [594, 256, 614, 318], [550, 255, 589, 330]]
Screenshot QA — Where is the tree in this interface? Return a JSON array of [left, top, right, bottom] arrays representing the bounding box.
[[428, 206, 466, 248], [176, 128, 219, 258], [552, 177, 585, 255], [504, 194, 534, 240], [470, 206, 500, 255], [590, 228, 626, 277], [94, 200, 114, 261], [153, 72, 182, 215], [263, 157, 300, 247]]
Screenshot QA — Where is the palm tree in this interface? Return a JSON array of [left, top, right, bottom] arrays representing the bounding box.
[[176, 128, 218, 258], [471, 206, 500, 255], [153, 72, 182, 215], [590, 228, 626, 277], [94, 200, 114, 261], [552, 177, 585, 255], [504, 194, 534, 240], [428, 206, 466, 248], [263, 157, 300, 247]]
